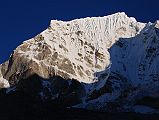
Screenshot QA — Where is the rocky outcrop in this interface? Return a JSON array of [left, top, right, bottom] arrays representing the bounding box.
[[0, 61, 10, 88]]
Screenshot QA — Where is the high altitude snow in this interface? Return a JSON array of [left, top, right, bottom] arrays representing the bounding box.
[[5, 12, 144, 83], [0, 12, 159, 114]]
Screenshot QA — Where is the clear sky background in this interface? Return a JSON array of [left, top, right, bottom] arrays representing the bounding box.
[[0, 0, 158, 63]]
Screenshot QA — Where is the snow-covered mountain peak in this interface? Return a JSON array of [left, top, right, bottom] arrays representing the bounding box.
[[50, 12, 139, 30], [1, 12, 145, 85], [1, 12, 159, 114]]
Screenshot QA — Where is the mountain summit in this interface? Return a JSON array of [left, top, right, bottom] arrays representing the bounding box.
[[0, 12, 159, 114]]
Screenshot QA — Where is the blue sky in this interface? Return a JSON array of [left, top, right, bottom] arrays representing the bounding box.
[[0, 0, 158, 63]]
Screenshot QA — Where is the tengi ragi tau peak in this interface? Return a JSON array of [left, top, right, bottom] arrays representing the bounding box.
[[1, 12, 159, 115]]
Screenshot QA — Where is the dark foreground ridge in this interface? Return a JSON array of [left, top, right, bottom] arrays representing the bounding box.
[[0, 73, 159, 120], [0, 82, 159, 120]]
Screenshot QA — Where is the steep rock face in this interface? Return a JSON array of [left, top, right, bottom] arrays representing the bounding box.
[[1, 12, 159, 113], [2, 12, 144, 85]]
